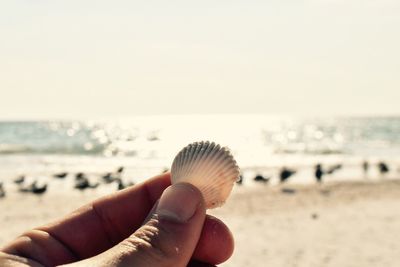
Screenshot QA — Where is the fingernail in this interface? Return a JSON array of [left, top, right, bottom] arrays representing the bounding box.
[[156, 183, 201, 222]]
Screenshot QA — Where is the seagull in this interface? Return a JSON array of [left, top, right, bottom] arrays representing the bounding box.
[[74, 177, 99, 191], [253, 174, 270, 183], [315, 164, 324, 183], [102, 172, 118, 183], [31, 181, 48, 195], [279, 167, 296, 183], [14, 175, 25, 184], [236, 175, 244, 185], [378, 161, 389, 176], [116, 166, 124, 174], [75, 172, 86, 180], [0, 182, 5, 198], [53, 172, 68, 179], [326, 164, 342, 175], [102, 167, 124, 183], [115, 178, 134, 191]]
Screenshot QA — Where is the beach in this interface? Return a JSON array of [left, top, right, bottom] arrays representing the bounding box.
[[1, 178, 400, 267], [0, 116, 400, 266], [2, 0, 400, 264], [213, 179, 400, 267]]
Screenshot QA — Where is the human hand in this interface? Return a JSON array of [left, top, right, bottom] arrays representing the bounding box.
[[0, 173, 234, 267]]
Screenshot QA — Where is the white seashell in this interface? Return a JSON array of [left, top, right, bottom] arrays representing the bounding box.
[[171, 141, 240, 209]]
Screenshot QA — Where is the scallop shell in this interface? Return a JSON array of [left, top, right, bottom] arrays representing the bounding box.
[[171, 141, 240, 209]]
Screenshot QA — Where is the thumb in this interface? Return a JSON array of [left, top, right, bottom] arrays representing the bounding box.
[[82, 183, 206, 267]]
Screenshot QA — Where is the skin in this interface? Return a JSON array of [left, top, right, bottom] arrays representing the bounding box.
[[0, 173, 234, 267]]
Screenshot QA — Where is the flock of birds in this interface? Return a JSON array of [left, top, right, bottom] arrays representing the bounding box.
[[0, 166, 133, 198], [0, 160, 395, 199], [236, 160, 393, 185]]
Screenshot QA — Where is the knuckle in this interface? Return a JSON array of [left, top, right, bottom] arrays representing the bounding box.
[[121, 219, 180, 262]]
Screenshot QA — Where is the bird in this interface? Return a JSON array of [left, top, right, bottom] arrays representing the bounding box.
[[326, 164, 342, 175], [20, 181, 48, 195], [74, 178, 90, 190], [315, 164, 324, 183], [253, 174, 270, 183], [116, 179, 125, 190], [236, 175, 244, 185], [102, 172, 117, 183], [362, 160, 369, 176], [74, 178, 98, 190], [0, 182, 5, 198], [116, 166, 124, 174], [378, 161, 389, 176], [31, 181, 47, 195], [279, 167, 296, 183], [102, 167, 124, 183], [14, 175, 25, 185], [53, 172, 68, 179], [115, 178, 134, 191], [75, 172, 86, 180]]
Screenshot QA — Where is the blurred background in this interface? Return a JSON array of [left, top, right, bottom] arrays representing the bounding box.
[[1, 1, 399, 266]]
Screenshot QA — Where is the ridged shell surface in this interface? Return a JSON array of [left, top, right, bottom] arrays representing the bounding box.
[[171, 141, 240, 209]]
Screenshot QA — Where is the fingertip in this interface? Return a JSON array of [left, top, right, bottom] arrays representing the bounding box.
[[156, 183, 206, 223], [193, 215, 234, 265]]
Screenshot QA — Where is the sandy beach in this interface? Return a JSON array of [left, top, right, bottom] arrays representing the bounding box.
[[1, 178, 399, 267], [213, 179, 400, 267]]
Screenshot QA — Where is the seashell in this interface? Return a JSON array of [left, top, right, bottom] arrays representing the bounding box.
[[171, 141, 240, 209]]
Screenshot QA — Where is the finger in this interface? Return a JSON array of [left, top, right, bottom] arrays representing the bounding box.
[[68, 183, 206, 267], [193, 215, 234, 265], [3, 174, 234, 265], [38, 171, 234, 264], [2, 215, 234, 266], [40, 172, 171, 258], [143, 212, 234, 265], [2, 173, 171, 263]]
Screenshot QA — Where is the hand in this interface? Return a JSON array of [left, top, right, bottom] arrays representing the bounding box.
[[0, 173, 234, 267]]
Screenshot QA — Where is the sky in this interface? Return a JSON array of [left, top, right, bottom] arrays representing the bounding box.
[[0, 0, 399, 119]]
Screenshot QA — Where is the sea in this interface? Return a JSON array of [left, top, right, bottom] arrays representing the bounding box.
[[0, 115, 399, 190]]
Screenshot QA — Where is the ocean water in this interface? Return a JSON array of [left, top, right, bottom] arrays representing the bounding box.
[[0, 115, 399, 187]]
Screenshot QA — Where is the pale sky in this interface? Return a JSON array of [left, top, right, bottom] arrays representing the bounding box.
[[1, 0, 399, 119]]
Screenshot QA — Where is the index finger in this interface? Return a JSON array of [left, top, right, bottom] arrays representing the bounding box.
[[39, 172, 171, 259]]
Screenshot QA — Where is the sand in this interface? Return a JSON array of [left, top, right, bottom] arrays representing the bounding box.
[[1, 179, 400, 267]]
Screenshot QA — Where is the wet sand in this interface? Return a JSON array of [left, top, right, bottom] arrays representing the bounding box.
[[1, 179, 400, 267]]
